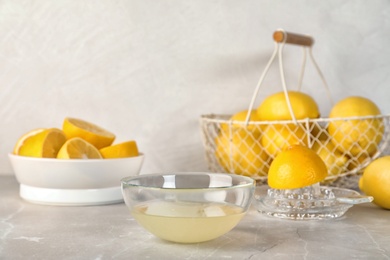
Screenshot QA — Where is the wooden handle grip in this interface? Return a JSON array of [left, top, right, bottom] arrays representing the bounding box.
[[273, 30, 314, 46]]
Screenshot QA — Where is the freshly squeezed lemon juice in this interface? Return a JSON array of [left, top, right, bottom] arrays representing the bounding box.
[[131, 200, 245, 243]]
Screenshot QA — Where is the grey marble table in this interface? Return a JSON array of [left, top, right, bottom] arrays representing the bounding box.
[[1, 176, 389, 260]]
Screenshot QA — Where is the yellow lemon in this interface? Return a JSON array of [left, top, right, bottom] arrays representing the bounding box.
[[261, 124, 309, 158], [347, 153, 371, 173], [62, 117, 116, 149], [13, 128, 46, 154], [310, 123, 328, 141], [16, 128, 67, 158], [257, 91, 320, 121], [215, 129, 269, 177], [268, 145, 328, 189], [99, 140, 139, 159], [359, 156, 390, 209], [312, 140, 348, 177], [57, 137, 102, 159], [328, 96, 383, 157], [221, 110, 261, 133]]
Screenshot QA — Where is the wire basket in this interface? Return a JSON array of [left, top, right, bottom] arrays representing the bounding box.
[[199, 30, 390, 189], [200, 114, 390, 188]]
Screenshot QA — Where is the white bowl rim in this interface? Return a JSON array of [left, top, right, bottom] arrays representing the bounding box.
[[8, 152, 144, 163]]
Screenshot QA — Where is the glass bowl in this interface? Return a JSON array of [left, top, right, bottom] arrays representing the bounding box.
[[121, 172, 255, 243]]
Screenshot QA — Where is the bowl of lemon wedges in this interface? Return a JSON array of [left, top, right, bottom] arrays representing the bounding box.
[[9, 117, 144, 206]]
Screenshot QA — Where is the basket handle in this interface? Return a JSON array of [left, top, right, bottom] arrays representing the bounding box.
[[245, 29, 332, 125], [273, 30, 314, 47]]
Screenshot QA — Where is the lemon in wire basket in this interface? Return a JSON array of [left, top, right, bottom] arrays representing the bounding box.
[[199, 30, 390, 188], [215, 110, 270, 177], [256, 91, 320, 121], [200, 93, 389, 188], [257, 91, 319, 158], [328, 96, 384, 158]]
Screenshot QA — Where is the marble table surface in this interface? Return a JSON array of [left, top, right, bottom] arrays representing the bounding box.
[[1, 176, 390, 260]]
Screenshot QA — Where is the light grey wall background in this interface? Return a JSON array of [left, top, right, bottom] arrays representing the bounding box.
[[1, 0, 389, 175]]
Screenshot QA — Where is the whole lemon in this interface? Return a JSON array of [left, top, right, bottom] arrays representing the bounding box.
[[347, 153, 370, 172], [257, 91, 320, 121], [221, 110, 261, 133], [310, 123, 328, 141], [359, 156, 390, 209], [261, 123, 309, 158], [312, 139, 348, 177], [215, 129, 269, 177], [328, 96, 383, 156]]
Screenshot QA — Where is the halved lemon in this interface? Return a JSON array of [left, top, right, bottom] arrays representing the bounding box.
[[16, 128, 67, 158], [268, 145, 328, 189], [99, 140, 139, 159], [57, 137, 102, 159], [62, 117, 115, 149], [13, 128, 46, 154]]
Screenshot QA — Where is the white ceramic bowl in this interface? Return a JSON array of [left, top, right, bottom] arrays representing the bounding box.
[[9, 153, 144, 206]]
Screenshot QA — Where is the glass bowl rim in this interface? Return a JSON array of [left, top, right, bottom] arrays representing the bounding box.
[[121, 172, 255, 190]]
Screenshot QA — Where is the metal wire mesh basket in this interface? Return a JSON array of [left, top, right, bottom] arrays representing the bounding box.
[[199, 30, 390, 189]]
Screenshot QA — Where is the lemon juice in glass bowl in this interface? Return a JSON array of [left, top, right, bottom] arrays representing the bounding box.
[[121, 172, 255, 243]]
